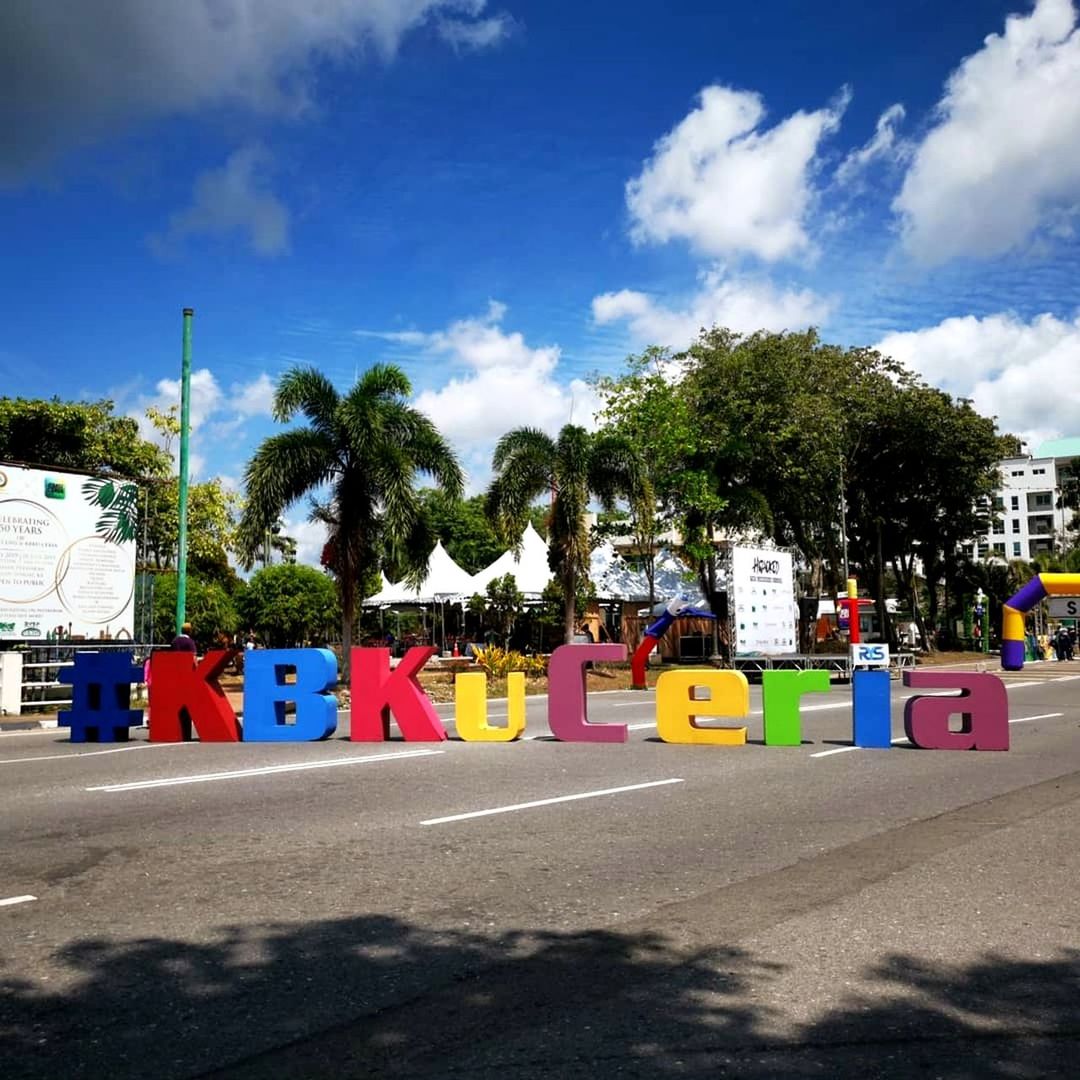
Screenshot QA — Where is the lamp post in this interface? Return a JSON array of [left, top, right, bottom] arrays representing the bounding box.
[[175, 308, 193, 636]]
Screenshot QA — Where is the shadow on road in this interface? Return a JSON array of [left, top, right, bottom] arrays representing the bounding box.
[[2, 914, 1077, 1078]]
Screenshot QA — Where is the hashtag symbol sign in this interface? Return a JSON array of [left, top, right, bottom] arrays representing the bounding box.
[[58, 651, 144, 743]]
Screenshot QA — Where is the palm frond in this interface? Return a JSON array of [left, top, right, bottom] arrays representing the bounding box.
[[273, 367, 340, 432]]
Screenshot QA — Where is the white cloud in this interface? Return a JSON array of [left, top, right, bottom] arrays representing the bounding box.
[[282, 516, 330, 569], [361, 303, 598, 488], [230, 372, 277, 418], [894, 0, 1080, 264], [835, 103, 906, 186], [592, 267, 833, 348], [153, 145, 289, 257], [874, 311, 1080, 445], [437, 12, 515, 50], [0, 0, 512, 181], [625, 84, 848, 262]]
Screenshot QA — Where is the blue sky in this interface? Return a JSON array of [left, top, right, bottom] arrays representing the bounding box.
[[4, 0, 1080, 560]]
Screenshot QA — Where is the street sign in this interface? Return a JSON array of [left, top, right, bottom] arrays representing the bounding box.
[[1048, 597, 1080, 618], [851, 643, 889, 667]]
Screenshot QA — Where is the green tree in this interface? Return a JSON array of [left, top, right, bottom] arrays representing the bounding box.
[[487, 424, 645, 644], [418, 490, 504, 574], [485, 573, 525, 647], [238, 365, 463, 666], [239, 564, 338, 647], [152, 574, 238, 648], [0, 397, 170, 481]]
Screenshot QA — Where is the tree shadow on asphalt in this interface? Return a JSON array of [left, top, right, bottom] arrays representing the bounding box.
[[1, 915, 1077, 1079]]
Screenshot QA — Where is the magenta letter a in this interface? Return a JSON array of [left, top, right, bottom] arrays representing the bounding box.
[[902, 671, 1008, 751]]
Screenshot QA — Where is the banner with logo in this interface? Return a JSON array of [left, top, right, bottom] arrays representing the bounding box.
[[0, 464, 138, 640], [729, 546, 796, 656]]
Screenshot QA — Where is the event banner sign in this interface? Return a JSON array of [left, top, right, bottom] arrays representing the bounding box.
[[0, 463, 137, 640], [729, 546, 797, 656]]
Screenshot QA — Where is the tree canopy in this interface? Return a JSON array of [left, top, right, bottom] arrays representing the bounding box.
[[238, 364, 463, 665], [239, 563, 338, 648]]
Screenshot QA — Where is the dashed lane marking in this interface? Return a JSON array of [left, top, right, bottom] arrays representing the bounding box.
[[87, 748, 445, 793], [420, 778, 685, 826]]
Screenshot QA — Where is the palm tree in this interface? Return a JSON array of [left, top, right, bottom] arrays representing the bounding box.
[[487, 424, 646, 645], [239, 365, 463, 668]]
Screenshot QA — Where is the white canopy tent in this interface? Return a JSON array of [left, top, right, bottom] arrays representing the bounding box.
[[363, 541, 477, 606], [589, 542, 703, 604], [469, 522, 553, 597]]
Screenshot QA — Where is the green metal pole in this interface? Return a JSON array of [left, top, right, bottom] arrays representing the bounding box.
[[176, 308, 194, 636]]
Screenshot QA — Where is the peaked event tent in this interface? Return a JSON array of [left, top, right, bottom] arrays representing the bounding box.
[[469, 522, 553, 597], [363, 541, 476, 605]]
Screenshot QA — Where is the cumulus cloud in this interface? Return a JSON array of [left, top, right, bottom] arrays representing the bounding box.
[[874, 311, 1080, 446], [592, 267, 833, 348], [625, 84, 848, 262], [359, 302, 598, 486], [835, 103, 907, 186], [153, 145, 289, 257], [437, 12, 515, 50], [894, 0, 1080, 264], [230, 372, 277, 417], [281, 515, 330, 569], [0, 0, 511, 181]]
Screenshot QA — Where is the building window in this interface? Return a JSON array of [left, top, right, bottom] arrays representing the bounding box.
[[1011, 470, 1024, 477], [992, 521, 1005, 534], [1013, 542, 1022, 557], [1033, 468, 1046, 475], [993, 543, 1005, 555], [1010, 495, 1019, 510], [993, 496, 1004, 511], [1033, 492, 1052, 507], [1012, 519, 1021, 533]]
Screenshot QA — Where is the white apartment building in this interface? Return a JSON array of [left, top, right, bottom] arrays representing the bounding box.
[[965, 437, 1080, 562]]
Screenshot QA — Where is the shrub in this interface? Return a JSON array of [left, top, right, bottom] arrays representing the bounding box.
[[473, 646, 547, 678]]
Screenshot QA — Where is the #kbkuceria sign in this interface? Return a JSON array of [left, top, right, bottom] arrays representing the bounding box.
[[59, 644, 1011, 753]]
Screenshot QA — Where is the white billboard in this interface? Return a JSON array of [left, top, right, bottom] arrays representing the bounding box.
[[729, 546, 796, 656], [0, 464, 137, 640]]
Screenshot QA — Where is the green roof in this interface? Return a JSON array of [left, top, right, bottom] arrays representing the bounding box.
[[1034, 437, 1080, 460]]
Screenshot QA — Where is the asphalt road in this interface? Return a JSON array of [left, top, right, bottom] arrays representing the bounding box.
[[2, 664, 1079, 1078]]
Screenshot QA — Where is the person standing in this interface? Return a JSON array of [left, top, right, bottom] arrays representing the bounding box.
[[171, 622, 197, 653]]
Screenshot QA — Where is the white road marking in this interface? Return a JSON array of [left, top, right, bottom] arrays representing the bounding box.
[[87, 748, 444, 793], [810, 745, 859, 758], [0, 742, 196, 766], [813, 712, 1066, 758], [420, 778, 685, 826], [0, 895, 37, 907]]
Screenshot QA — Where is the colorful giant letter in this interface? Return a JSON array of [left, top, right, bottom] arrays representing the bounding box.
[[59, 651, 143, 743], [852, 668, 891, 748], [655, 669, 748, 745], [243, 648, 338, 742], [350, 646, 447, 742], [902, 670, 1008, 751], [454, 671, 526, 741], [149, 650, 240, 742], [548, 644, 628, 742], [761, 669, 831, 746]]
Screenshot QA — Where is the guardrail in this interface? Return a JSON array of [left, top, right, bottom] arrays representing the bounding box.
[[0, 644, 160, 716]]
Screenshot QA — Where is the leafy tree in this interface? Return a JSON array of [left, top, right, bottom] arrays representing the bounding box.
[[485, 573, 525, 647], [152, 574, 238, 648], [239, 564, 338, 647], [143, 477, 239, 584], [0, 397, 170, 481], [238, 365, 463, 667], [418, 490, 504, 574], [487, 424, 645, 644]]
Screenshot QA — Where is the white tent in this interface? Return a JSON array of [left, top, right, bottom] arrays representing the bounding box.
[[589, 542, 702, 603], [470, 522, 553, 597], [362, 541, 477, 605]]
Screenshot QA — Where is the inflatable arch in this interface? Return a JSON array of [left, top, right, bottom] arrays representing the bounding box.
[[1001, 573, 1080, 670]]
